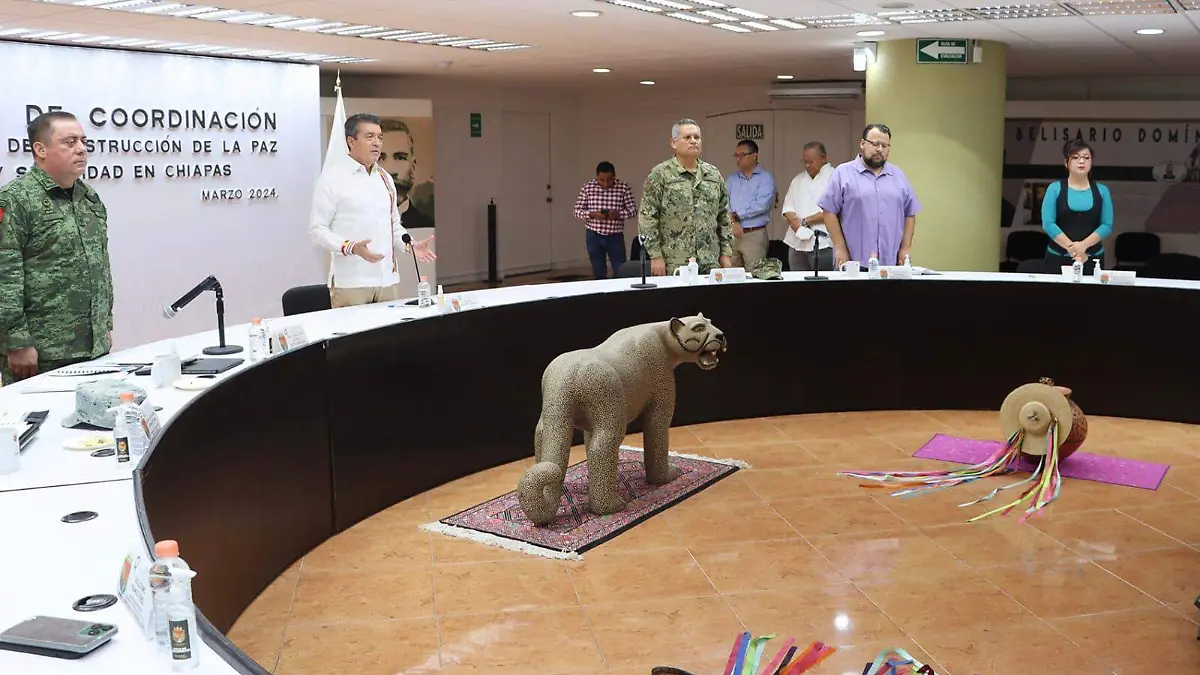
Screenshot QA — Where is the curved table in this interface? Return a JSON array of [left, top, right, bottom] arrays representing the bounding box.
[[2, 269, 1198, 674]]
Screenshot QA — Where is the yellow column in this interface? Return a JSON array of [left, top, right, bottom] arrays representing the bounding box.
[[865, 38, 1008, 271]]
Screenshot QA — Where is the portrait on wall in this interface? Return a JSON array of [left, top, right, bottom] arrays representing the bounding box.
[[322, 112, 435, 229]]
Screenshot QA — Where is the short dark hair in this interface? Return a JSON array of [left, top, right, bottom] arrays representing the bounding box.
[[596, 161, 615, 175], [737, 140, 759, 154], [1063, 139, 1093, 160], [803, 141, 827, 157], [28, 111, 77, 146], [345, 113, 381, 140], [862, 123, 891, 140]]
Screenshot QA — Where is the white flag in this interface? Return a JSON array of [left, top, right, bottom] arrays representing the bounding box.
[[322, 75, 354, 174]]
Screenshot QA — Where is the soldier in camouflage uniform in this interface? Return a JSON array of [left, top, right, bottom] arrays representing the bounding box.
[[638, 118, 733, 276], [0, 111, 114, 385]]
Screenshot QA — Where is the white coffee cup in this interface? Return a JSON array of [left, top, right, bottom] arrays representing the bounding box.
[[673, 265, 697, 285], [0, 425, 20, 475], [840, 261, 861, 277], [151, 352, 182, 388]]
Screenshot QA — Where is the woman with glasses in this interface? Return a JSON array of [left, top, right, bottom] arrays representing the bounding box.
[[1041, 139, 1114, 274]]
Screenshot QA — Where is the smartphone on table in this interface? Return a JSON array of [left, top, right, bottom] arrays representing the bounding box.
[[0, 615, 118, 659]]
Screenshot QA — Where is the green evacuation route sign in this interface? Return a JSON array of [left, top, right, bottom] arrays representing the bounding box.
[[916, 38, 969, 64]]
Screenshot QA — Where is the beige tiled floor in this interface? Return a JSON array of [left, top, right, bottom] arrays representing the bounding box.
[[227, 410, 1200, 675]]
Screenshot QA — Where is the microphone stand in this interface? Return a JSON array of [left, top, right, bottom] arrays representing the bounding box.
[[630, 233, 656, 289], [204, 282, 242, 355], [804, 229, 830, 281]]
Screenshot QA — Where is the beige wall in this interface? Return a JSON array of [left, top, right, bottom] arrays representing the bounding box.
[[867, 39, 1009, 272]]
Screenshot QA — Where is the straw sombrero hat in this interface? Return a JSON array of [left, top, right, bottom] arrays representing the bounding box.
[[999, 381, 1074, 458]]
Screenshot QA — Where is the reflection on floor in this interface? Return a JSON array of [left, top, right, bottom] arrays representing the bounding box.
[[227, 410, 1200, 675]]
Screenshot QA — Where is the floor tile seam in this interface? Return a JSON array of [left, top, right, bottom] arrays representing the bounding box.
[[415, 526, 445, 671], [559, 555, 614, 675], [270, 557, 306, 673]]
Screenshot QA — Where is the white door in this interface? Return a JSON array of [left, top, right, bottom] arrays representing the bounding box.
[[500, 111, 552, 274], [771, 110, 854, 241]]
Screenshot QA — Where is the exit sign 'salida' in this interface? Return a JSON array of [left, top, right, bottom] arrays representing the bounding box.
[[916, 38, 970, 64]]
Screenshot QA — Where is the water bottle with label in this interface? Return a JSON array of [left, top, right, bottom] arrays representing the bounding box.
[[114, 392, 146, 458], [417, 275, 432, 308], [166, 568, 200, 670], [1071, 259, 1083, 283], [687, 257, 698, 279], [113, 412, 131, 464], [150, 540, 191, 654], [248, 318, 270, 363], [867, 252, 881, 279]]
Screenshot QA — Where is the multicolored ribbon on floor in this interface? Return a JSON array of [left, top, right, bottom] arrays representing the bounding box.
[[839, 421, 1064, 522], [721, 633, 836, 675]]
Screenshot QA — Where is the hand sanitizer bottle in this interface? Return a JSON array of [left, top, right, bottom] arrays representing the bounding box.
[[1092, 255, 1102, 280]]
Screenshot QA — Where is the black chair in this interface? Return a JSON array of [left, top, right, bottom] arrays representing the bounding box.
[[766, 239, 792, 272], [1016, 258, 1053, 274], [282, 284, 331, 316], [1141, 252, 1200, 281], [1114, 232, 1160, 271], [1000, 230, 1049, 272], [616, 261, 644, 279]]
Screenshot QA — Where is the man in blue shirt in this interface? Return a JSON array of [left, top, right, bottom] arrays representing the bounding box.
[[726, 140, 776, 269]]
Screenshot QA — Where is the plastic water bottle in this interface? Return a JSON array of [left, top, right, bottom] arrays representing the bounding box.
[[166, 568, 200, 670], [114, 392, 146, 458], [867, 252, 881, 279], [113, 410, 131, 464], [1071, 258, 1083, 283], [903, 254, 912, 269], [417, 275, 432, 308], [248, 318, 270, 362], [150, 540, 192, 655]]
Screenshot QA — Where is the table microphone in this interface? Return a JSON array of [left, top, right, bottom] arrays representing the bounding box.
[[163, 275, 219, 319], [401, 232, 421, 280], [805, 230, 829, 281]]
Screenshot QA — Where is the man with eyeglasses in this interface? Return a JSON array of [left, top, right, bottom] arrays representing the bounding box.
[[726, 139, 775, 269], [818, 123, 921, 268], [0, 111, 115, 384]]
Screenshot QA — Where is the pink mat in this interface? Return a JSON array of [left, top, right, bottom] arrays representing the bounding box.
[[913, 433, 1169, 490]]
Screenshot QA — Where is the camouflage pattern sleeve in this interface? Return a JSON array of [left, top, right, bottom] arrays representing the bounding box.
[[716, 178, 733, 257], [85, 187, 115, 334], [0, 191, 32, 352], [638, 163, 666, 260]]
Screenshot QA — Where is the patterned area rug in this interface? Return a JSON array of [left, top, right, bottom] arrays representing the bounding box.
[[421, 446, 747, 560]]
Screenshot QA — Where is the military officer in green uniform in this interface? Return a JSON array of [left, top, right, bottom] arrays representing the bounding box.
[[638, 118, 734, 276], [0, 111, 114, 385]]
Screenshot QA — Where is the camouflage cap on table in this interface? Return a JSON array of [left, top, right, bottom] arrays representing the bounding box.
[[749, 257, 784, 280], [61, 380, 148, 429]]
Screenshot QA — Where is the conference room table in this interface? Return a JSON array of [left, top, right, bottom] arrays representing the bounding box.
[[1, 267, 1198, 675]]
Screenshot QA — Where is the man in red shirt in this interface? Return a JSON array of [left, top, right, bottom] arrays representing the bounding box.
[[572, 161, 637, 279]]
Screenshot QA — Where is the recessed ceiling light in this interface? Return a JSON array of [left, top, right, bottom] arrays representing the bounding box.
[[593, 67, 612, 73], [878, 1, 913, 7], [640, 80, 655, 85], [1135, 28, 1164, 35], [571, 10, 602, 17], [857, 29, 885, 36], [777, 74, 794, 80], [7, 0, 533, 51]]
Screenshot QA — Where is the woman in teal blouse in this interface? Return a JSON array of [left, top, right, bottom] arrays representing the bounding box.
[[1042, 139, 1113, 274]]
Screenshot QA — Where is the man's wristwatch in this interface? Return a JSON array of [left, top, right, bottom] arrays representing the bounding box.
[[799, 216, 808, 227]]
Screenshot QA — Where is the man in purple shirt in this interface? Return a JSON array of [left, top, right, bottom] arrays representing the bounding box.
[[818, 123, 921, 267]]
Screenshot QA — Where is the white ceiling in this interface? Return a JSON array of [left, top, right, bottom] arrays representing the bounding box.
[[0, 0, 1198, 86]]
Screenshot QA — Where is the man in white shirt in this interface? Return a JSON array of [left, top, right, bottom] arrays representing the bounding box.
[[309, 113, 435, 308], [781, 141, 835, 272]]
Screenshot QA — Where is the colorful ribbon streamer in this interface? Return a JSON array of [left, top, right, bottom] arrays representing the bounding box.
[[838, 421, 1064, 522]]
